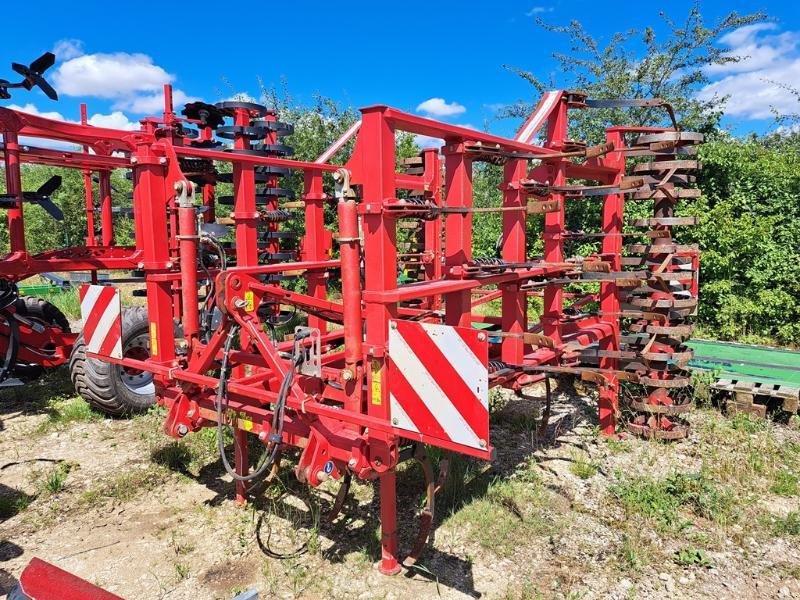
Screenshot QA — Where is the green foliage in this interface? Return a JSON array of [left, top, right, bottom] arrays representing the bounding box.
[[684, 136, 800, 346], [770, 470, 799, 497], [674, 546, 713, 568], [569, 452, 600, 479], [0, 165, 133, 257], [766, 511, 800, 537], [502, 5, 765, 141], [611, 471, 737, 529], [38, 395, 102, 432], [42, 463, 71, 494]]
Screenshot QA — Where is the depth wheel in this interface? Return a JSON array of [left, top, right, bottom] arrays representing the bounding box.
[[69, 306, 154, 415]]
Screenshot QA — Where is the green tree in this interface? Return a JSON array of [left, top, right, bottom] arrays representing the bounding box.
[[502, 5, 765, 142]]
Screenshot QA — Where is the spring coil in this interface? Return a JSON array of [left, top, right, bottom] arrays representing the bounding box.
[[260, 209, 292, 223], [472, 257, 506, 266], [488, 360, 508, 374]]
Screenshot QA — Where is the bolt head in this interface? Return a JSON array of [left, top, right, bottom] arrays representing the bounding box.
[[392, 418, 399, 426], [348, 458, 357, 468], [389, 321, 397, 330], [176, 424, 189, 437], [131, 157, 138, 164], [159, 157, 167, 165], [479, 439, 487, 448], [477, 333, 486, 342]]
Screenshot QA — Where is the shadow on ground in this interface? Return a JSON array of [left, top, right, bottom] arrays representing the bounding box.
[[147, 375, 596, 598]]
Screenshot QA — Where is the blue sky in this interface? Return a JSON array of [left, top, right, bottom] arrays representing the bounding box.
[[2, 0, 799, 141]]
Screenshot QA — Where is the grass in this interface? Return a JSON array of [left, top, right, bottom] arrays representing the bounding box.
[[569, 452, 599, 479], [78, 464, 171, 508], [674, 546, 713, 568], [610, 471, 737, 530], [38, 395, 102, 432], [42, 463, 71, 494], [174, 562, 190, 580], [150, 427, 226, 477], [47, 287, 81, 320], [617, 531, 648, 571], [765, 511, 800, 537], [728, 411, 768, 434], [445, 473, 556, 558], [770, 470, 799, 497]]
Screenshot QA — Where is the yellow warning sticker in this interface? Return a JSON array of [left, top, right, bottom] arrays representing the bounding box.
[[370, 359, 382, 406], [244, 290, 255, 312], [149, 322, 158, 357], [224, 409, 254, 431]]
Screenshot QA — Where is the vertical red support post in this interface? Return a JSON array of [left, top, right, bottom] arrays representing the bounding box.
[[230, 107, 258, 503], [598, 129, 625, 435], [3, 131, 25, 253], [356, 107, 400, 575], [442, 142, 473, 328], [131, 142, 176, 370], [98, 172, 114, 246], [303, 170, 328, 333], [80, 104, 97, 248], [541, 100, 569, 344], [501, 158, 528, 364]]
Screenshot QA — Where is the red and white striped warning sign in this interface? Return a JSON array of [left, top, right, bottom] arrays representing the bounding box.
[[79, 285, 123, 359], [388, 320, 489, 454], [515, 90, 562, 144]]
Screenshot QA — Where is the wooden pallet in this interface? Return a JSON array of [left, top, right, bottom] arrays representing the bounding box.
[[712, 378, 800, 417]]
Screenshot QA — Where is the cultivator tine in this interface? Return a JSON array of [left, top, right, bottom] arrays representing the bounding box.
[[403, 444, 437, 568], [326, 472, 352, 521]]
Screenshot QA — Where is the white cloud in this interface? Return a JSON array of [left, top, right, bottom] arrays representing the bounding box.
[[113, 89, 197, 114], [416, 97, 466, 117], [526, 6, 553, 15], [87, 111, 138, 130], [413, 134, 443, 149], [227, 91, 259, 103], [697, 24, 800, 120], [413, 123, 478, 149], [52, 39, 85, 61], [6, 103, 67, 122], [53, 52, 174, 98]]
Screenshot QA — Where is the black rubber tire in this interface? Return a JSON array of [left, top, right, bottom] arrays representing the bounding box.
[[15, 296, 71, 333], [11, 296, 71, 381], [69, 306, 155, 416]]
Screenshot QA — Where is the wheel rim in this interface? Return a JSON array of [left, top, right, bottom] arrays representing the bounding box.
[[119, 331, 154, 395]]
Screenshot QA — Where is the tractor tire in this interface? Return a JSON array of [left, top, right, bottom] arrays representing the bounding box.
[[69, 306, 155, 416], [12, 296, 71, 382], [15, 296, 71, 333]]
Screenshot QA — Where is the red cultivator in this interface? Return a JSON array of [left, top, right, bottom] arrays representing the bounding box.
[[1, 54, 701, 573]]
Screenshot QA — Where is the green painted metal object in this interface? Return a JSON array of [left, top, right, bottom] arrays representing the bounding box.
[[687, 339, 800, 388]]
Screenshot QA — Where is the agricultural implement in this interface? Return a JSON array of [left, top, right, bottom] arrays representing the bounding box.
[[1, 52, 703, 572]]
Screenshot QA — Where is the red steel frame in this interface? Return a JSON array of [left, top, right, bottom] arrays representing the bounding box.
[[0, 105, 146, 371], [2, 87, 692, 574]]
